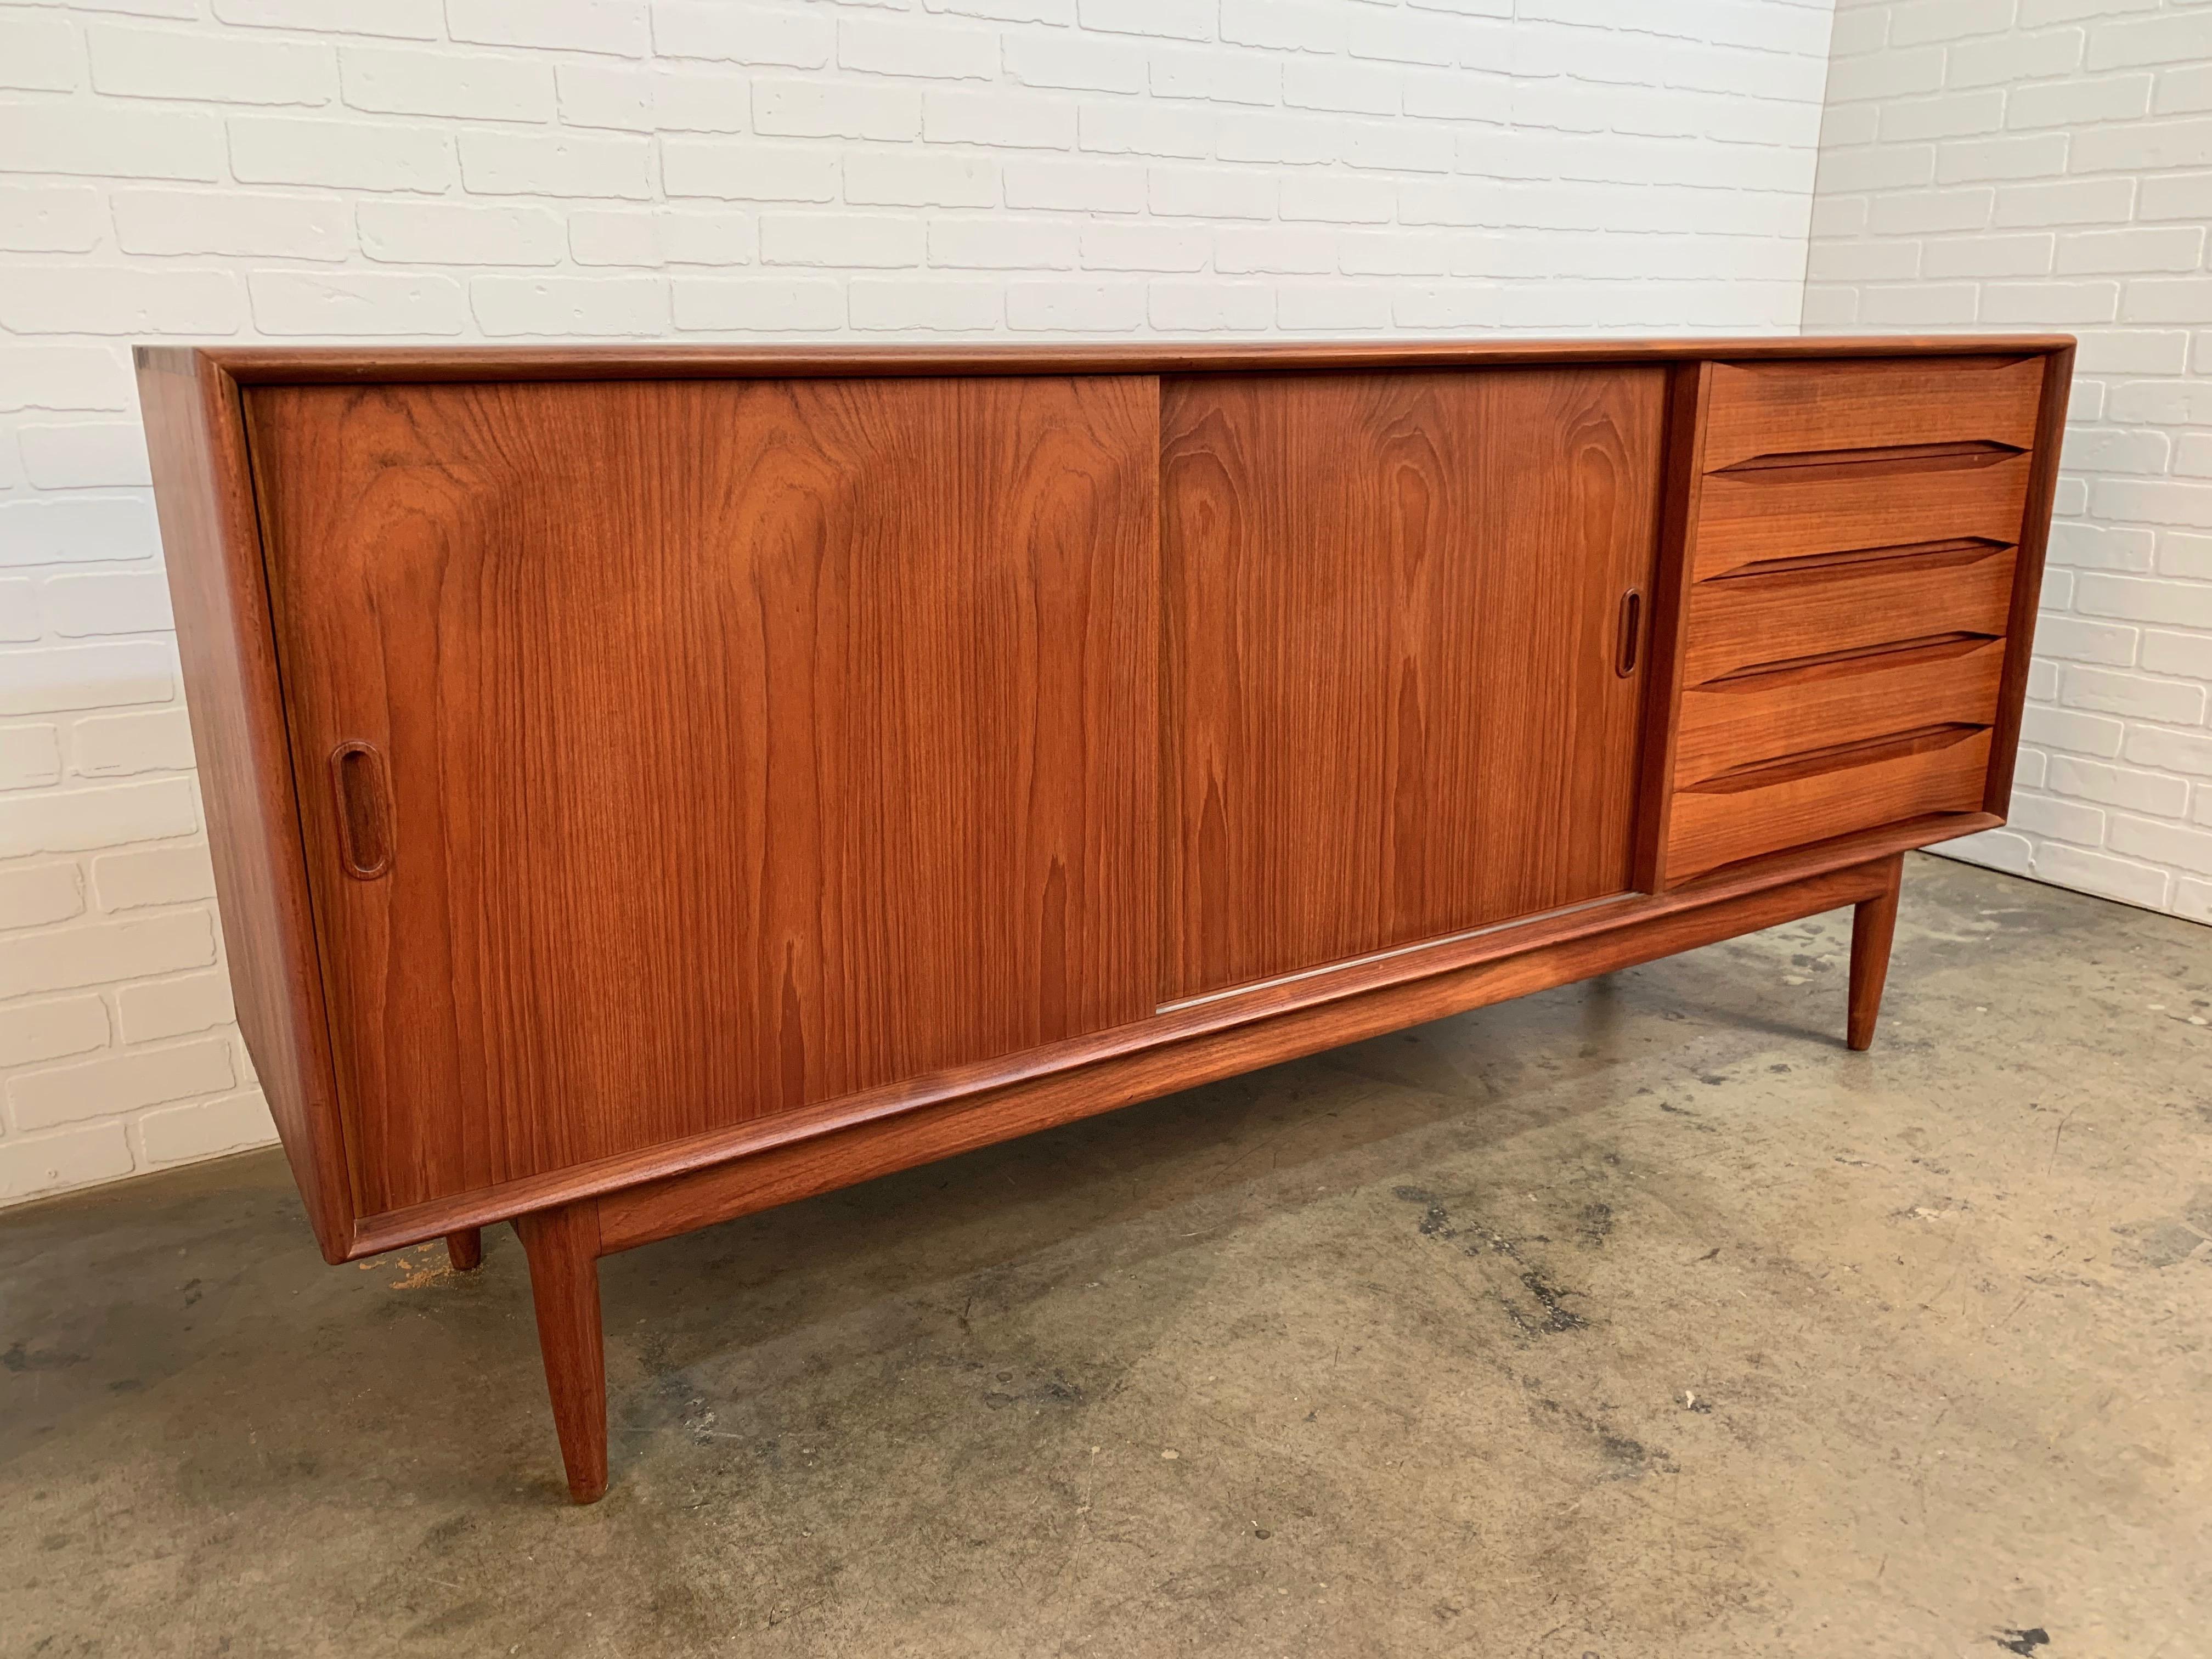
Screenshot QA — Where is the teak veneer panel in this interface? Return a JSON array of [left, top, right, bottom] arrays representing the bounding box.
[[1674, 636, 2006, 787], [1159, 366, 1663, 1001], [137, 351, 354, 1260], [341, 811, 1995, 1259], [1679, 546, 2018, 688], [1691, 450, 2033, 579], [1982, 346, 2076, 815], [246, 375, 1159, 1215], [1667, 727, 1993, 879], [594, 855, 1905, 1255], [1701, 355, 2045, 472]]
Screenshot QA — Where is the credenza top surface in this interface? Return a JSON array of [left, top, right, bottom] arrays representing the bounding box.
[[138, 334, 2075, 385]]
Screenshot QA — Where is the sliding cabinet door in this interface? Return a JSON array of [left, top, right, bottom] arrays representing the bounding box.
[[1161, 367, 1665, 1002], [246, 375, 1159, 1215]]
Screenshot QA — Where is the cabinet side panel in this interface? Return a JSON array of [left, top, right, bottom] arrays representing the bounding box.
[[247, 375, 1159, 1215], [134, 349, 354, 1260], [1161, 366, 1667, 1001], [1984, 343, 2074, 814]]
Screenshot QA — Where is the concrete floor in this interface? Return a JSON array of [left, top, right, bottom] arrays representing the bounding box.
[[3, 854, 2208, 1659]]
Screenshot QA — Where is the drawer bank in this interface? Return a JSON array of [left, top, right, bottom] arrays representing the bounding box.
[[136, 336, 2072, 1503]]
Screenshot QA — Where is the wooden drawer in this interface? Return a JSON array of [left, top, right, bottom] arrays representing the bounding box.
[[1667, 726, 1993, 879], [1692, 450, 2034, 579], [1680, 543, 2016, 686], [1703, 354, 2045, 473], [1675, 635, 2005, 787]]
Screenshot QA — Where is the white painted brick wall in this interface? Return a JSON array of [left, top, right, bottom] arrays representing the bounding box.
[[1806, 0, 2212, 928], [0, 0, 1837, 1209]]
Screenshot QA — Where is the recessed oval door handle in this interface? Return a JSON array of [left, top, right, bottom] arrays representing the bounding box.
[[1616, 588, 1644, 678], [328, 740, 394, 880]]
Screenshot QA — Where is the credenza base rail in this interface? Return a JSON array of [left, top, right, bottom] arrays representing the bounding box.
[[508, 844, 1905, 1505], [343, 817, 1968, 1266]]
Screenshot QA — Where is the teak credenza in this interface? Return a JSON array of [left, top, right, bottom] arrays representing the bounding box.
[[137, 336, 2072, 1503]]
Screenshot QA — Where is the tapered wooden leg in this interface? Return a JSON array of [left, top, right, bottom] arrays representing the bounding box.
[[515, 1202, 607, 1504], [445, 1227, 483, 1272], [1847, 853, 1904, 1053]]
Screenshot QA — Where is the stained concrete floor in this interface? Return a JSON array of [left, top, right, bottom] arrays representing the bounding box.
[[3, 854, 2208, 1659]]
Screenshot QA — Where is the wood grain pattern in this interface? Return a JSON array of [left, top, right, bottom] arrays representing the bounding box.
[[346, 809, 2002, 1260], [1847, 853, 1904, 1052], [597, 856, 1900, 1254], [1668, 727, 1993, 878], [1701, 356, 2045, 472], [1691, 452, 2033, 578], [1160, 366, 1664, 1001], [133, 349, 357, 1262], [1674, 635, 2005, 785], [245, 375, 1159, 1217], [1647, 342, 2067, 893], [1680, 546, 2017, 687]]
